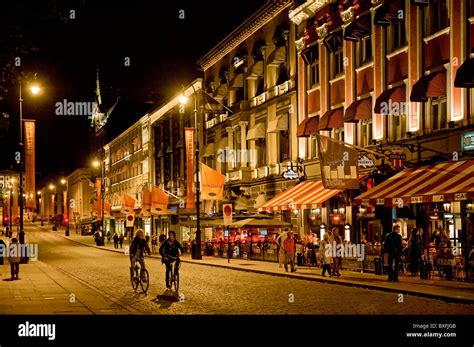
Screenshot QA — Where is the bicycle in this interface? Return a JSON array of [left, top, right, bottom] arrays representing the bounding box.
[[165, 255, 181, 292], [130, 256, 149, 293]]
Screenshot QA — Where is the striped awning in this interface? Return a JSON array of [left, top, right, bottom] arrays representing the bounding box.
[[354, 160, 474, 206], [258, 181, 343, 212]]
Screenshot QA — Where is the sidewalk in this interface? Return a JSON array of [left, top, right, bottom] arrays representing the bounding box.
[[55, 229, 474, 304], [0, 235, 130, 314]]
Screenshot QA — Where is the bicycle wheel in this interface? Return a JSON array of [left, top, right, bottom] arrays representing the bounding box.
[[140, 269, 149, 293], [173, 265, 179, 292], [131, 267, 139, 290]]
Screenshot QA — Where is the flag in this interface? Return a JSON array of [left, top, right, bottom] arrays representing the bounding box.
[[141, 187, 152, 213], [95, 178, 102, 198], [151, 187, 169, 215], [200, 162, 225, 200], [120, 194, 136, 214], [93, 200, 111, 218], [24, 120, 36, 210], [316, 134, 359, 189], [185, 128, 196, 209]]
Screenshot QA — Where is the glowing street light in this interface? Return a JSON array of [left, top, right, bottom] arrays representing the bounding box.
[[30, 85, 41, 95], [179, 95, 188, 105]]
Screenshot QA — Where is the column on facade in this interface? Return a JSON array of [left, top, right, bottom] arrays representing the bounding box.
[[407, 1, 421, 132], [226, 127, 234, 171], [371, 8, 385, 140], [239, 121, 248, 167]]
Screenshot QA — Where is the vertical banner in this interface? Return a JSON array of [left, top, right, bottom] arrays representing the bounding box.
[[24, 120, 36, 210], [316, 134, 359, 189], [200, 162, 225, 200], [63, 190, 67, 216], [12, 179, 18, 219], [95, 179, 102, 198], [185, 128, 195, 209]]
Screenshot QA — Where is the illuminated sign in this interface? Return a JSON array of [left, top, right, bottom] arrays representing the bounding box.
[[462, 132, 474, 151], [282, 168, 299, 180]]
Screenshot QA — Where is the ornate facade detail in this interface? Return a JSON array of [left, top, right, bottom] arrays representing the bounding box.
[[289, 0, 330, 25], [371, 0, 384, 8], [340, 6, 354, 26], [295, 37, 305, 52], [316, 23, 329, 40]]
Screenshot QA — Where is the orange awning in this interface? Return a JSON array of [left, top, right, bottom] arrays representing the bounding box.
[[296, 116, 319, 137], [344, 97, 372, 123], [258, 181, 342, 212], [354, 160, 474, 206], [319, 108, 344, 130], [374, 85, 406, 114], [410, 70, 447, 102]]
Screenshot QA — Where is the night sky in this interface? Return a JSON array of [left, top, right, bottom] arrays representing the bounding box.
[[0, 0, 266, 185]]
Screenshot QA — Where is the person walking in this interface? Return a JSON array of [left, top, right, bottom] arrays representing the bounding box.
[[332, 228, 342, 277], [277, 231, 288, 268], [283, 231, 296, 272], [119, 233, 124, 248], [113, 232, 119, 249], [106, 231, 112, 244], [383, 225, 403, 282], [0, 238, 6, 265], [8, 238, 21, 280], [320, 232, 333, 276], [407, 228, 424, 276]]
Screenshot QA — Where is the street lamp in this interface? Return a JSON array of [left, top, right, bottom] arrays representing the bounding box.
[[18, 77, 41, 245], [49, 184, 56, 228], [180, 87, 202, 259], [92, 156, 105, 245], [61, 178, 69, 236]]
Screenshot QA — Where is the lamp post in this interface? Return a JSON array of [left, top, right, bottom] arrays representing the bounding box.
[[49, 184, 56, 229], [18, 77, 41, 244], [180, 86, 202, 259], [61, 178, 69, 236], [93, 157, 105, 245]]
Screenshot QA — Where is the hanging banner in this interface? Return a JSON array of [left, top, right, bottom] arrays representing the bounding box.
[[201, 162, 225, 200], [95, 178, 102, 198], [120, 194, 136, 214], [24, 120, 36, 210], [185, 128, 195, 209], [151, 186, 169, 215], [316, 134, 359, 189], [12, 179, 18, 219], [141, 187, 152, 213]]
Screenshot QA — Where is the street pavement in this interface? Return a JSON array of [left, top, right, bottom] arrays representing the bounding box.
[[0, 224, 473, 315]]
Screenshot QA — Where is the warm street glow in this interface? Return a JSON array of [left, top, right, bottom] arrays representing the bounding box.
[[179, 95, 188, 105], [37, 191, 41, 195], [49, 184, 55, 190], [61, 178, 66, 185], [92, 159, 100, 168], [30, 85, 41, 95]]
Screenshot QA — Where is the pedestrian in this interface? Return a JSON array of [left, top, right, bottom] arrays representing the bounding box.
[[383, 225, 403, 282], [119, 233, 124, 248], [151, 234, 158, 254], [113, 232, 119, 249], [8, 238, 21, 280], [332, 227, 342, 277], [0, 238, 6, 265], [283, 231, 296, 272], [407, 228, 424, 276], [277, 231, 288, 268], [320, 232, 333, 276], [106, 231, 112, 244]]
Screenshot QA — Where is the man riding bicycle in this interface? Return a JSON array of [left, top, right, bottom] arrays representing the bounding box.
[[130, 229, 151, 282], [159, 230, 184, 289]]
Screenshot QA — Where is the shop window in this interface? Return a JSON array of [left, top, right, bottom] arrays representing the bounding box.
[[391, 115, 406, 140], [311, 135, 319, 159], [277, 64, 289, 85], [431, 97, 447, 131], [361, 120, 373, 147], [331, 47, 344, 79], [336, 129, 345, 143], [424, 0, 449, 36], [256, 137, 266, 167], [357, 36, 372, 67], [389, 20, 407, 52], [279, 130, 290, 163]]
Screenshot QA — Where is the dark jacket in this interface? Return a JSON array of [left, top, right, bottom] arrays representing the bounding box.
[[130, 237, 151, 258], [383, 231, 403, 256], [159, 239, 184, 261]]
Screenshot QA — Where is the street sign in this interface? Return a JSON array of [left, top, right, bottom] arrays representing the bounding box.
[[223, 204, 232, 226], [126, 214, 135, 227]]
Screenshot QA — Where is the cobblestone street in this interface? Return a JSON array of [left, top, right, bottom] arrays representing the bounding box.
[[1, 226, 472, 315]]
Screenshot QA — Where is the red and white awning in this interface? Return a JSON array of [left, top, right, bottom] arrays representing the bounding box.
[[258, 181, 342, 212], [354, 160, 474, 206]]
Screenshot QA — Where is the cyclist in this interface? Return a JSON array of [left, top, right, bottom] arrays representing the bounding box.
[[130, 229, 151, 282], [159, 230, 184, 289]]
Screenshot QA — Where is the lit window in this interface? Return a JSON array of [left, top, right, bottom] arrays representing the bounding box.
[[431, 98, 447, 131]]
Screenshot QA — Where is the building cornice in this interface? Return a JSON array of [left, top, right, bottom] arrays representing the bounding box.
[[289, 0, 331, 25], [197, 1, 292, 71]]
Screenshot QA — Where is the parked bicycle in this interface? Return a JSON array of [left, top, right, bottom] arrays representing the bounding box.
[[130, 256, 149, 293]]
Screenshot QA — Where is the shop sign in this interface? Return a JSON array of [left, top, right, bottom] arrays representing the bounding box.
[[462, 131, 474, 151], [433, 195, 445, 202], [389, 147, 406, 160], [223, 204, 232, 226], [410, 196, 423, 203], [125, 214, 134, 227], [455, 193, 467, 200], [282, 168, 299, 180], [358, 155, 374, 168], [376, 199, 385, 205]]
